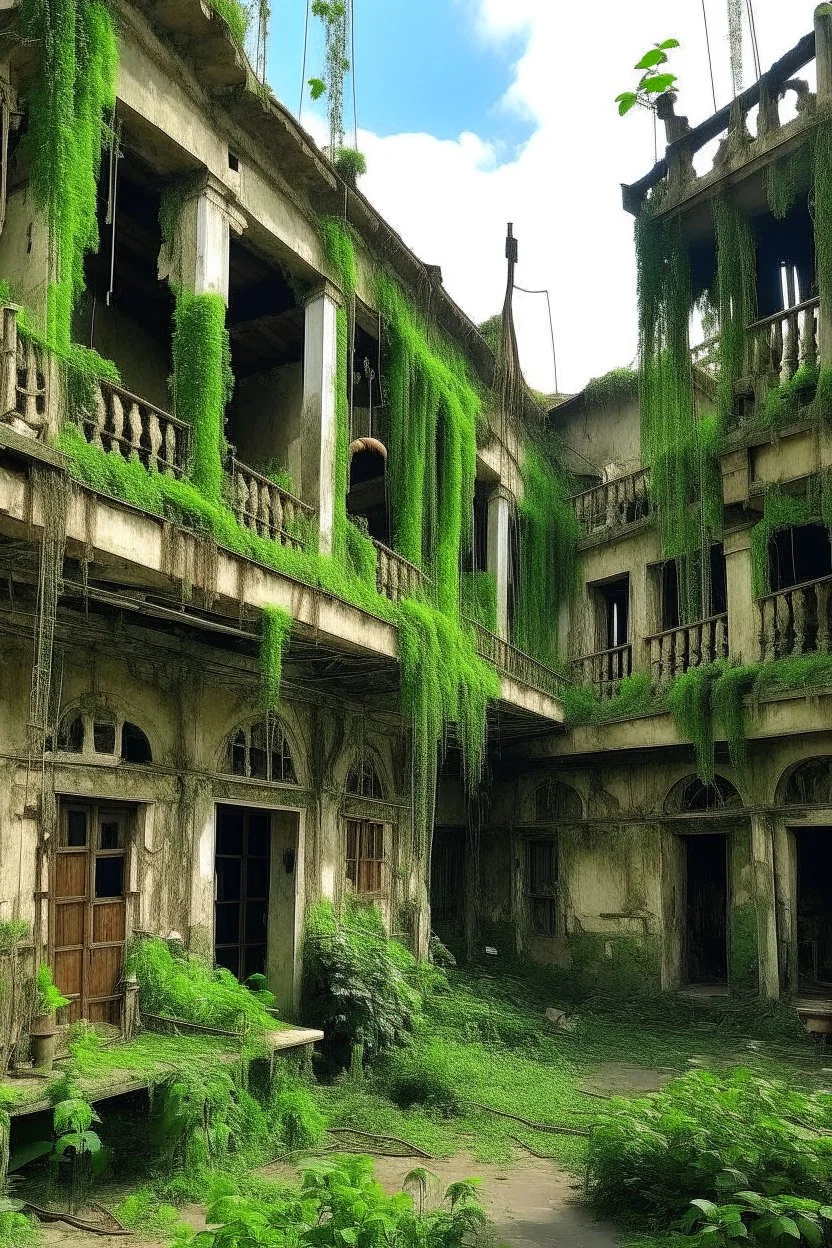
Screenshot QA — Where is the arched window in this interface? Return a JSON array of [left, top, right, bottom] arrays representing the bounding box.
[[664, 775, 742, 815], [54, 708, 153, 764], [346, 753, 384, 799], [226, 715, 297, 784], [532, 779, 582, 823], [780, 757, 832, 807]]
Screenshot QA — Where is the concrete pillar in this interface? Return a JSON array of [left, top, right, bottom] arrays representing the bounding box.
[[728, 819, 778, 999], [750, 815, 779, 1000], [302, 282, 342, 556], [816, 6, 832, 371], [161, 174, 246, 303], [486, 486, 511, 638], [723, 525, 758, 663], [773, 819, 798, 996], [629, 560, 651, 674]]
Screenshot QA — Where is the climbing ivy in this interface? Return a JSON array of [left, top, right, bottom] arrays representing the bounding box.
[[515, 440, 580, 666], [813, 123, 832, 422], [712, 194, 757, 422], [20, 0, 118, 352], [171, 292, 233, 502], [260, 606, 292, 710], [460, 570, 497, 632]]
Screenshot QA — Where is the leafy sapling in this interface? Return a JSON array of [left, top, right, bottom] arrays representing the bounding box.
[[616, 39, 680, 116]]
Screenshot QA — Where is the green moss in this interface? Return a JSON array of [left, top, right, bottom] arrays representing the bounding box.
[[260, 605, 292, 710], [569, 933, 662, 998], [206, 0, 250, 44], [515, 440, 580, 666], [667, 664, 722, 783], [583, 367, 639, 407], [765, 138, 812, 220], [813, 125, 832, 425], [20, 0, 118, 352], [564, 672, 655, 726], [172, 291, 233, 502], [320, 216, 358, 298], [729, 901, 759, 997]]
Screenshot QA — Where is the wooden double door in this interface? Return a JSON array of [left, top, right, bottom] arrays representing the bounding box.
[[52, 801, 129, 1025]]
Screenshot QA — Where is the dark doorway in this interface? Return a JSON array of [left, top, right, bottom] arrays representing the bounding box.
[[597, 576, 629, 650], [769, 523, 832, 593], [214, 805, 272, 981], [685, 833, 728, 984], [796, 827, 832, 993], [431, 826, 465, 931]]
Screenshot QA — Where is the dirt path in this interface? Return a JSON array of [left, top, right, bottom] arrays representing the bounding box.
[[38, 1154, 619, 1248]]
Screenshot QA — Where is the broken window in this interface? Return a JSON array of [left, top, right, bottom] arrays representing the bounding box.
[[57, 714, 84, 754], [769, 523, 832, 593], [526, 839, 558, 937], [224, 716, 297, 784], [121, 722, 152, 765], [345, 820, 385, 895], [782, 757, 832, 806], [665, 775, 742, 814], [659, 545, 727, 630]]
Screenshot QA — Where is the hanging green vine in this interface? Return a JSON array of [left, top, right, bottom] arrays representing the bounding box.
[[813, 124, 832, 422], [460, 570, 498, 632], [749, 483, 820, 597], [515, 440, 580, 666], [309, 1, 348, 152], [712, 193, 757, 422], [260, 606, 292, 710], [20, 0, 118, 352], [171, 292, 233, 502]]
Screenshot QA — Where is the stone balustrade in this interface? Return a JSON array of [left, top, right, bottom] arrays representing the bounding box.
[[229, 458, 313, 549], [646, 613, 729, 690], [759, 574, 832, 661], [572, 643, 633, 700], [0, 309, 49, 441], [82, 380, 191, 477], [468, 620, 568, 700], [373, 540, 425, 603], [747, 297, 819, 403], [571, 468, 650, 537]]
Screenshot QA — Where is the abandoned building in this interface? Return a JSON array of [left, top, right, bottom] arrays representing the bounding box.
[[2, 0, 832, 1065]]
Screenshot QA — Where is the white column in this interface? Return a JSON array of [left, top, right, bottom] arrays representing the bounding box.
[[162, 174, 246, 302], [487, 485, 512, 638], [302, 282, 342, 556], [723, 525, 758, 663]]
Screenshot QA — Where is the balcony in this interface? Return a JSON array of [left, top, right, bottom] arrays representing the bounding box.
[[229, 457, 313, 550], [468, 621, 568, 702], [623, 26, 818, 218], [759, 574, 832, 661], [645, 614, 729, 690], [572, 643, 633, 701], [373, 540, 426, 603], [571, 468, 650, 539]]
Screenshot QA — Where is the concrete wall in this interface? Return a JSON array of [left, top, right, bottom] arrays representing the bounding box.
[[228, 362, 304, 488]]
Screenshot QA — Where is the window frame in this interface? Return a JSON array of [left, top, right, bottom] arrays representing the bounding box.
[[345, 818, 388, 897]]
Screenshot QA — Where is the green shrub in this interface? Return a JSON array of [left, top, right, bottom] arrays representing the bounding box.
[[586, 1068, 832, 1229], [384, 1051, 460, 1116], [191, 1154, 486, 1248], [126, 937, 278, 1036], [270, 1086, 327, 1152], [36, 963, 70, 1014], [301, 901, 423, 1071]]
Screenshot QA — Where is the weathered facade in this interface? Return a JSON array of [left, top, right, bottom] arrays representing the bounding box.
[[453, 7, 832, 1012], [0, 0, 565, 1046]]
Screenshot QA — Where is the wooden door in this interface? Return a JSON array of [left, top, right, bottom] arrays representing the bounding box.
[[53, 802, 128, 1025], [214, 806, 271, 981]]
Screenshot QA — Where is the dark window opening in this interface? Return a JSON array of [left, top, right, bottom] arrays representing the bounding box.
[[349, 321, 388, 543], [755, 195, 814, 319], [226, 236, 305, 499], [473, 485, 489, 574], [93, 721, 117, 755], [224, 717, 297, 785], [346, 755, 384, 799], [74, 145, 174, 411], [58, 714, 84, 754], [797, 827, 832, 994], [534, 780, 581, 822], [666, 774, 742, 814], [769, 523, 832, 593], [121, 722, 152, 765], [710, 544, 727, 615], [507, 505, 519, 639], [661, 545, 727, 631], [598, 576, 629, 650], [214, 805, 271, 981], [94, 855, 124, 899], [685, 833, 727, 984], [527, 839, 558, 937]]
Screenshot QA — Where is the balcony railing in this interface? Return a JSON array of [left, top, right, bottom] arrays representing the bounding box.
[[468, 620, 568, 701], [646, 614, 728, 690], [746, 297, 819, 404], [571, 468, 650, 538], [759, 574, 832, 661], [572, 643, 632, 701], [81, 380, 191, 478], [373, 540, 426, 602], [229, 457, 313, 549]]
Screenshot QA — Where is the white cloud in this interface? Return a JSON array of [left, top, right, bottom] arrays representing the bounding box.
[[355, 1, 816, 394]]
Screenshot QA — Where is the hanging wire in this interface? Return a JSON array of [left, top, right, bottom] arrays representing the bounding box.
[[299, 0, 311, 119], [350, 0, 358, 149], [701, 0, 718, 112], [745, 0, 762, 82], [513, 283, 559, 396]]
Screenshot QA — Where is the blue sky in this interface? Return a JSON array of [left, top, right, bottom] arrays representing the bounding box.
[[266, 0, 532, 156]]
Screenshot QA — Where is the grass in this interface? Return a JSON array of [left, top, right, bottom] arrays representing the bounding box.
[[312, 967, 824, 1168]]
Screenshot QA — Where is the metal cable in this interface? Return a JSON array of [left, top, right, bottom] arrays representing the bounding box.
[[701, 0, 718, 112], [746, 0, 762, 82], [513, 283, 559, 396], [350, 0, 358, 149], [299, 0, 311, 119]]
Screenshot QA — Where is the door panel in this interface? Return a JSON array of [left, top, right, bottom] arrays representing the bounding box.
[[214, 806, 272, 982], [52, 801, 130, 1027]]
